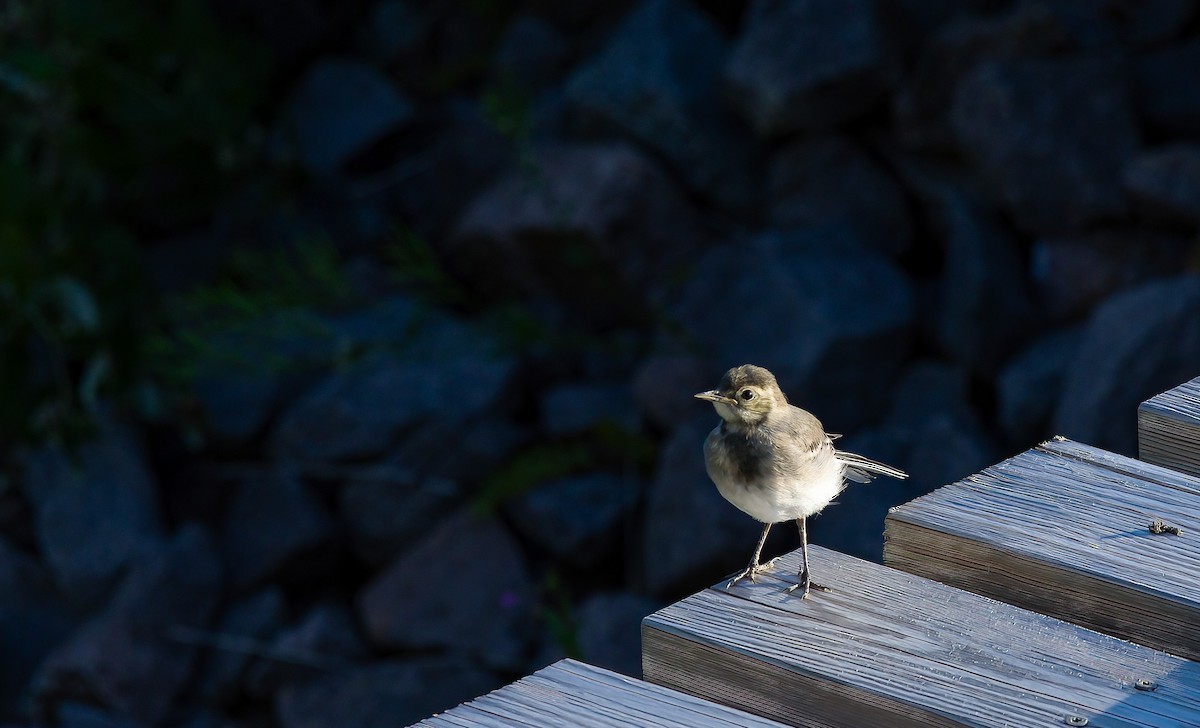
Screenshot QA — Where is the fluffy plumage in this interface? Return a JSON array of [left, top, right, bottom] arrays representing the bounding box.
[[696, 364, 907, 596]]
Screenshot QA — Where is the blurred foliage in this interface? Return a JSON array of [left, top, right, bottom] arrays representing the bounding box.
[[0, 0, 270, 446], [144, 238, 353, 393]]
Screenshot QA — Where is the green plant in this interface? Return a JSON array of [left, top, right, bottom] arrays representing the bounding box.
[[0, 0, 269, 446]]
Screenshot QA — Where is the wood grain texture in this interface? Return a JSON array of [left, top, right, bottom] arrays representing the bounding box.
[[642, 546, 1200, 728], [409, 659, 790, 727], [1140, 377, 1200, 478], [884, 437, 1200, 661]]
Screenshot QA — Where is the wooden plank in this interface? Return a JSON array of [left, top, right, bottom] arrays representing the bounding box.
[[409, 659, 790, 727], [884, 437, 1200, 661], [1140, 377, 1200, 478], [642, 546, 1200, 728]]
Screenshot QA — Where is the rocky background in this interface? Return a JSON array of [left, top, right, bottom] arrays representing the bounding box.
[[4, 0, 1200, 726]]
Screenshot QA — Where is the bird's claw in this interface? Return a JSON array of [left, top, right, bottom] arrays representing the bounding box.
[[785, 569, 831, 598], [725, 558, 779, 590]]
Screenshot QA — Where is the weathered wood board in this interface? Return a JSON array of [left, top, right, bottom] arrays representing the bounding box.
[[410, 658, 789, 727], [1140, 377, 1200, 478], [885, 436, 1200, 661], [643, 545, 1200, 727]]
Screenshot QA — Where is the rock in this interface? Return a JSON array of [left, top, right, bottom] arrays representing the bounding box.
[[997, 327, 1081, 446], [271, 318, 516, 462], [494, 14, 571, 92], [18, 417, 164, 605], [575, 592, 660, 677], [220, 468, 334, 591], [951, 54, 1140, 233], [1055, 276, 1200, 455], [32, 526, 222, 726], [885, 360, 976, 429], [0, 538, 74, 716], [357, 0, 427, 65], [372, 100, 511, 241], [541, 382, 638, 437], [504, 472, 639, 566], [194, 372, 288, 448], [278, 57, 414, 174], [643, 419, 761, 596], [564, 0, 758, 212], [55, 703, 148, 728], [1029, 228, 1193, 321], [768, 134, 912, 256], [892, 4, 1068, 150], [933, 192, 1034, 373], [245, 601, 367, 698], [1135, 40, 1200, 138], [631, 354, 712, 431], [1123, 145, 1200, 226], [275, 656, 498, 728], [724, 0, 902, 135], [357, 510, 534, 670], [1015, 0, 1196, 49], [670, 235, 913, 430], [338, 466, 459, 566], [448, 142, 705, 325], [196, 588, 287, 706]]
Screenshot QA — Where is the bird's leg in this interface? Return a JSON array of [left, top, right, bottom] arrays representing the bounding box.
[[726, 522, 775, 589], [786, 516, 830, 598]]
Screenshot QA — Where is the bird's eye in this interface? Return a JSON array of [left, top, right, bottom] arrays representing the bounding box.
[[740, 389, 755, 400]]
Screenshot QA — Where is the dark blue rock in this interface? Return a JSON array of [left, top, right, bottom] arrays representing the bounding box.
[[450, 142, 706, 325], [951, 54, 1140, 233], [631, 354, 711, 431], [505, 472, 640, 566], [0, 538, 74, 717], [541, 382, 639, 437], [933, 192, 1034, 374], [338, 466, 460, 566], [278, 57, 414, 175], [642, 418, 762, 596], [245, 601, 368, 699], [724, 0, 902, 135], [575, 591, 661, 677], [494, 14, 571, 92], [357, 510, 534, 670], [271, 313, 517, 463], [220, 468, 334, 591], [275, 656, 498, 728], [565, 0, 759, 212], [1055, 276, 1200, 455], [1029, 228, 1193, 321], [1123, 145, 1200, 226], [1014, 0, 1196, 49], [196, 588, 287, 706], [768, 134, 912, 256], [18, 416, 165, 606], [32, 526, 222, 726], [997, 327, 1081, 446], [671, 235, 913, 430], [1135, 40, 1200, 138]]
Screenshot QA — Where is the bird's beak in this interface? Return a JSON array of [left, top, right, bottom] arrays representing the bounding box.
[[695, 390, 736, 404]]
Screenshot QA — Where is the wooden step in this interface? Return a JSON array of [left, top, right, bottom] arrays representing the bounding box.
[[1140, 376, 1200, 478], [410, 658, 789, 727], [884, 437, 1200, 661], [642, 546, 1200, 728]]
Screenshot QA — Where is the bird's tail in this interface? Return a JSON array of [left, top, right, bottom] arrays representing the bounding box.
[[837, 451, 908, 483]]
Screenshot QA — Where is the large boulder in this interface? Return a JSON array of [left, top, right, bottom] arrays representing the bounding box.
[[1055, 276, 1200, 455], [724, 0, 902, 135], [951, 54, 1140, 233]]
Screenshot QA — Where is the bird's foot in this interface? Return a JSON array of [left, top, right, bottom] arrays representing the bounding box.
[[785, 570, 831, 599], [725, 559, 778, 589]]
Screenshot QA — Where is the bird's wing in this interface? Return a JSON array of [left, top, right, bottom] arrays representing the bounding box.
[[836, 450, 909, 483]]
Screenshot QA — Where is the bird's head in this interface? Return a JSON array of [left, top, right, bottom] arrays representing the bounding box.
[[695, 364, 787, 426]]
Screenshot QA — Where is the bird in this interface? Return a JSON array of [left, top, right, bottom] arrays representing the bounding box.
[[695, 364, 907, 597]]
